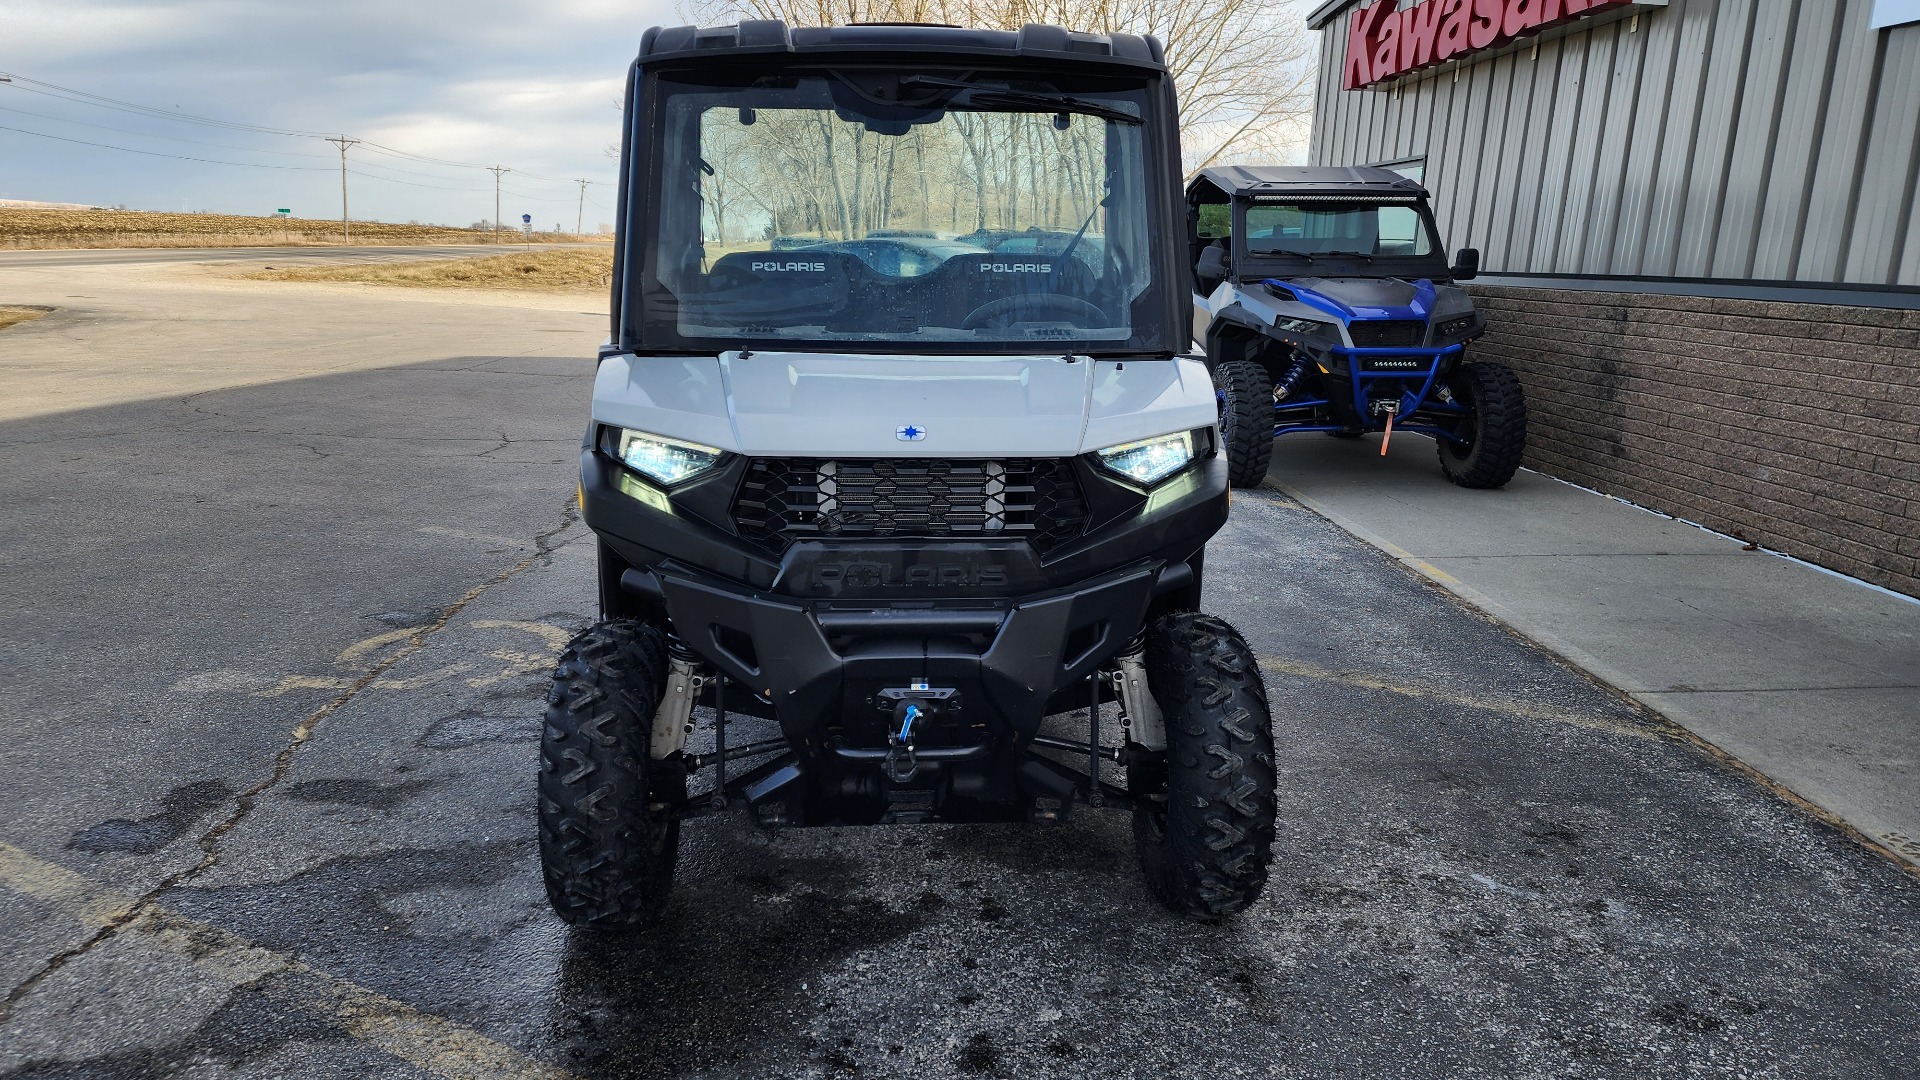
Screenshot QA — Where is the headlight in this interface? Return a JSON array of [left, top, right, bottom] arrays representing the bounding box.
[[1095, 431, 1194, 486], [1435, 314, 1477, 342], [1274, 316, 1332, 335], [604, 427, 723, 486]]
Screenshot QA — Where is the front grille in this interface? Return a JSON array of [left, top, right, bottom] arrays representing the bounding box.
[[1347, 319, 1426, 347], [733, 458, 1090, 555]]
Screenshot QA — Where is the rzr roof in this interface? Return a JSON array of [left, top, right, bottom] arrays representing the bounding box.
[[1191, 165, 1428, 200], [638, 20, 1166, 70]]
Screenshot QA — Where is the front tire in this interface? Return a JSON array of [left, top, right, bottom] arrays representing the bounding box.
[[1213, 360, 1275, 488], [539, 620, 683, 927], [1131, 612, 1277, 919], [1435, 361, 1527, 489]]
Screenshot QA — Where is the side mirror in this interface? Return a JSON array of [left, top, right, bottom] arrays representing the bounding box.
[[1196, 243, 1229, 288], [1451, 247, 1480, 282]]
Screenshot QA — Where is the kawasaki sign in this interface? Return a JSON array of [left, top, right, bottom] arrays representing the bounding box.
[[1343, 0, 1656, 90]]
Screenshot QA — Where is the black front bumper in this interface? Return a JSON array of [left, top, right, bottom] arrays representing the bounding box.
[[654, 557, 1186, 757], [580, 444, 1225, 753]]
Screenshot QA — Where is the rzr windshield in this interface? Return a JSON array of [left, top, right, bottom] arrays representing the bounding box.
[[640, 70, 1162, 353], [1243, 199, 1438, 259]]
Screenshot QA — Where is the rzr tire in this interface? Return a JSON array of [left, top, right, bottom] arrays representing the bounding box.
[[1131, 612, 1277, 919], [1436, 361, 1527, 489], [1213, 360, 1274, 489], [539, 619, 683, 927]]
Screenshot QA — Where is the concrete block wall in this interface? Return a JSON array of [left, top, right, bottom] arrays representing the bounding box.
[[1466, 285, 1920, 597]]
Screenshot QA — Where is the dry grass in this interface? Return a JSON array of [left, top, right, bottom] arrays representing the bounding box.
[[242, 247, 615, 291], [0, 306, 52, 332], [0, 207, 607, 250]]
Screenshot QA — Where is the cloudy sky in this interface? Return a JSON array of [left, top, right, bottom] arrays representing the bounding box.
[[1, 0, 683, 228]]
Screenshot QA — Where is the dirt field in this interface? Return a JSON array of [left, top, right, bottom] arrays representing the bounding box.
[[0, 207, 596, 250], [0, 305, 51, 331], [241, 246, 614, 291]]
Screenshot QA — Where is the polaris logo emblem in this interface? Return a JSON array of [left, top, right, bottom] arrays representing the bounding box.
[[896, 424, 926, 441], [811, 562, 1010, 589], [751, 261, 826, 272], [980, 262, 1051, 273]]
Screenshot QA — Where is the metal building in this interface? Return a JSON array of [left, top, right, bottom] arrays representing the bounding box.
[[1304, 0, 1920, 596]]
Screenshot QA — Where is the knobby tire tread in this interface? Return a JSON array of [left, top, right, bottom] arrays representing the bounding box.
[[1134, 612, 1278, 919], [539, 619, 682, 926], [1214, 360, 1275, 489], [1437, 361, 1527, 489]]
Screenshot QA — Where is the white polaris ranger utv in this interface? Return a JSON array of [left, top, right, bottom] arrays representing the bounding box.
[[541, 19, 1277, 924]]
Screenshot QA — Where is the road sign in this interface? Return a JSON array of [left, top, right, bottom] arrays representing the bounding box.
[[521, 213, 532, 225], [277, 208, 290, 214]]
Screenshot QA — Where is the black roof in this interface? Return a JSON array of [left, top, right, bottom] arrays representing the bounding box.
[[638, 20, 1166, 70], [1191, 165, 1429, 199]]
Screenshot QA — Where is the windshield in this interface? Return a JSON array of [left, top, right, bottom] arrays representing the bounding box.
[[641, 71, 1160, 353], [1244, 200, 1435, 258]]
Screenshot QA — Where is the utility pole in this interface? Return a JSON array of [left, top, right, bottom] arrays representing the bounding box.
[[325, 136, 358, 243], [575, 179, 589, 236], [488, 166, 509, 244]]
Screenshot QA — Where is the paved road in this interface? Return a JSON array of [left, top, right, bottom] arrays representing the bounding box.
[[0, 243, 583, 270], [1, 265, 1916, 1078], [1264, 434, 1920, 868]]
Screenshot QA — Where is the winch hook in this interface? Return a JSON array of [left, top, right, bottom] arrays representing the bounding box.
[[885, 702, 921, 783]]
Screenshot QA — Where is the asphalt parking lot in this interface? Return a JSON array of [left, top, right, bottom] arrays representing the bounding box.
[[2, 252, 1917, 1079]]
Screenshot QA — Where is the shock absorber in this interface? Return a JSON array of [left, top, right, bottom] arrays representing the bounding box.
[[649, 637, 706, 760], [1108, 633, 1166, 752], [1272, 355, 1310, 403]]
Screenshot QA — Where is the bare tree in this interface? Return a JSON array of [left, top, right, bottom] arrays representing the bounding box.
[[700, 120, 757, 244], [682, 0, 1316, 173]]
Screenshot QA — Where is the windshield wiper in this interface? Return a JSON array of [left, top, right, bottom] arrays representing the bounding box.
[[899, 75, 1141, 125], [1253, 248, 1378, 262]]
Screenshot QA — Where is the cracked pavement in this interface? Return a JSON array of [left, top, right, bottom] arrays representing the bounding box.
[[2, 252, 1917, 1078]]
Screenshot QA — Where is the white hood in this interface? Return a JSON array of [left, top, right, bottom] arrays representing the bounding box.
[[592, 351, 1214, 457]]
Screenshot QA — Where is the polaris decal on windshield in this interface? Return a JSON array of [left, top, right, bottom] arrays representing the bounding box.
[[750, 261, 827, 272], [980, 262, 1052, 273]]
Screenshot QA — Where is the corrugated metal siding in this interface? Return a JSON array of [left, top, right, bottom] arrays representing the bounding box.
[[1308, 0, 1920, 288]]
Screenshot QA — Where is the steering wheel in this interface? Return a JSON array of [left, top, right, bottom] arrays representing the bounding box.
[[961, 293, 1111, 331]]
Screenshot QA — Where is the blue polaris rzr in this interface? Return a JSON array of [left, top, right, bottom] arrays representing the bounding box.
[[1187, 165, 1526, 489]]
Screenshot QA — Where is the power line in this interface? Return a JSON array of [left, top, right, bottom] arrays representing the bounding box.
[[0, 83, 490, 187], [1, 81, 563, 187], [343, 154, 515, 186], [499, 185, 581, 203], [2, 70, 613, 213], [0, 102, 334, 159], [356, 140, 494, 171], [0, 98, 539, 189], [356, 141, 584, 188], [0, 122, 331, 170], [0, 72, 336, 138], [0, 122, 587, 200], [345, 169, 491, 193]]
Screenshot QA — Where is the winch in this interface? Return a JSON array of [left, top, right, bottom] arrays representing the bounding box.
[[877, 680, 957, 783]]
